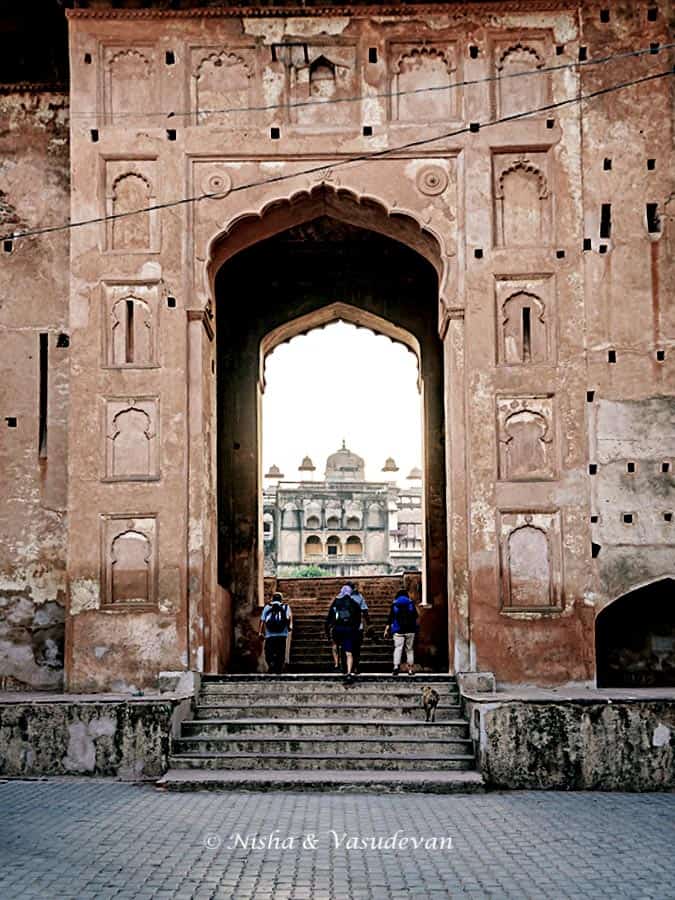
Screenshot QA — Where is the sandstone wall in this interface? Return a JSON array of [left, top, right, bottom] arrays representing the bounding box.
[[0, 1, 672, 693], [0, 89, 70, 690], [465, 694, 675, 791], [0, 695, 186, 778]]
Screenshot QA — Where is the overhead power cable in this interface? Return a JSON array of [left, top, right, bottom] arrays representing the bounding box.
[[64, 41, 674, 121], [1, 67, 672, 246]]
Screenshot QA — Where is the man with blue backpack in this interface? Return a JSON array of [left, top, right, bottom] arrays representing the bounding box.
[[259, 591, 293, 675], [383, 587, 419, 676], [325, 585, 362, 684]]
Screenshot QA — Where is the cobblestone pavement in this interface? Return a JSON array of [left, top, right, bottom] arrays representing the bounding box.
[[1, 782, 674, 899]]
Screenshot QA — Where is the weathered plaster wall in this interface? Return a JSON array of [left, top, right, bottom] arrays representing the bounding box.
[[0, 696, 186, 778], [580, 1, 675, 623], [1, 2, 670, 693], [0, 89, 70, 690], [466, 695, 675, 790]]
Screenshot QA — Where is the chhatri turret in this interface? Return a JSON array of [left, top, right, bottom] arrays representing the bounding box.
[[325, 440, 365, 483]]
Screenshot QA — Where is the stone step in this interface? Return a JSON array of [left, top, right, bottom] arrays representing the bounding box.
[[200, 674, 455, 686], [157, 768, 485, 793], [173, 736, 473, 755], [181, 719, 469, 738], [198, 687, 459, 701], [168, 752, 476, 772], [193, 703, 462, 720], [201, 673, 455, 681]]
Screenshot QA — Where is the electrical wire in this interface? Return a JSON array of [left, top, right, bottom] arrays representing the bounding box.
[[2, 67, 672, 245], [64, 41, 674, 121]]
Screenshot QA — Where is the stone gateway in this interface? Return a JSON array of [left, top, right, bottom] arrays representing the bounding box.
[[0, 0, 672, 693]]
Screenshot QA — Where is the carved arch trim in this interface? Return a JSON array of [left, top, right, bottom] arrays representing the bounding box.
[[496, 157, 549, 199], [195, 50, 253, 79], [205, 182, 450, 313], [393, 45, 455, 75], [106, 47, 152, 72], [496, 42, 544, 70]]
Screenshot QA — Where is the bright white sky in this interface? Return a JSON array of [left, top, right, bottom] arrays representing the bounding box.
[[262, 321, 423, 485]]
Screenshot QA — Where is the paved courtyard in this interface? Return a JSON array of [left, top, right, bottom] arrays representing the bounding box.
[[1, 781, 674, 899]]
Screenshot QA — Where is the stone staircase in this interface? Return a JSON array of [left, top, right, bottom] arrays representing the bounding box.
[[282, 580, 403, 672], [158, 674, 484, 793]]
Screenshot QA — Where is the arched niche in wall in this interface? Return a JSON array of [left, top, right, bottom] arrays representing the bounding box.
[[495, 43, 548, 118]]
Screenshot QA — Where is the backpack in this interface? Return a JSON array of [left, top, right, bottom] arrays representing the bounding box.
[[393, 597, 416, 633], [265, 603, 289, 634], [334, 595, 359, 628]]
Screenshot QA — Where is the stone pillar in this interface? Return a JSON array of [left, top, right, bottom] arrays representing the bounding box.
[[443, 312, 471, 673]]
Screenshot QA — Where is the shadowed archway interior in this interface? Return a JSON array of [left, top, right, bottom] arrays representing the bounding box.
[[596, 578, 675, 687], [215, 214, 448, 671]]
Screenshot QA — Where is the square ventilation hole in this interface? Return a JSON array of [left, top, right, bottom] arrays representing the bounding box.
[[165, 51, 175, 65], [650, 42, 660, 54], [556, 45, 565, 56], [608, 349, 617, 363], [591, 542, 601, 558], [587, 390, 595, 402], [599, 245, 608, 254], [3, 239, 13, 253], [56, 333, 70, 348], [84, 53, 92, 64], [469, 122, 480, 133], [647, 7, 657, 21], [656, 349, 665, 361], [469, 46, 479, 59], [590, 515, 599, 524], [270, 127, 280, 140], [583, 238, 592, 251], [556, 249, 565, 259], [166, 129, 176, 141], [368, 48, 377, 64], [5, 417, 17, 428], [662, 462, 671, 473], [603, 158, 612, 171], [648, 159, 656, 171], [362, 125, 373, 137], [622, 513, 634, 524], [600, 9, 610, 22], [546, 119, 555, 129], [90, 129, 99, 143], [626, 462, 636, 474], [664, 513, 673, 523], [474, 248, 483, 259], [167, 297, 176, 309], [589, 463, 598, 475]]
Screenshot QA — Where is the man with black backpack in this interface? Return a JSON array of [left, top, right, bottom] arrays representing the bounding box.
[[325, 585, 361, 684], [383, 587, 419, 676], [259, 591, 293, 675]]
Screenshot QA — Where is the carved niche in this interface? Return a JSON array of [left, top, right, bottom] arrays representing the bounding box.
[[289, 45, 358, 127], [493, 39, 550, 118], [493, 152, 552, 247], [101, 514, 157, 608], [390, 43, 459, 123], [495, 275, 555, 365], [497, 395, 556, 481], [499, 510, 562, 610], [103, 46, 156, 126], [191, 47, 256, 127], [104, 398, 159, 481], [105, 159, 158, 252], [102, 281, 159, 368]]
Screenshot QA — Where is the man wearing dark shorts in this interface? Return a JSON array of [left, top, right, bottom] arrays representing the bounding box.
[[325, 585, 362, 683]]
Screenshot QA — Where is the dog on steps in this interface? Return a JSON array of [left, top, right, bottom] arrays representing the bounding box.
[[421, 686, 439, 723]]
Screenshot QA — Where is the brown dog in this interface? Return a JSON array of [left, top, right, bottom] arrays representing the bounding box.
[[422, 686, 439, 723]]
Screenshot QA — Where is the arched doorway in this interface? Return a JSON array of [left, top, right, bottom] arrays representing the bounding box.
[[596, 578, 675, 687], [211, 191, 448, 671]]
